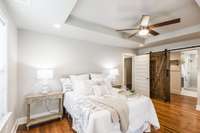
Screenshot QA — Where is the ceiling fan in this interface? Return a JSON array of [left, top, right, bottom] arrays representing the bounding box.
[[116, 15, 181, 38]]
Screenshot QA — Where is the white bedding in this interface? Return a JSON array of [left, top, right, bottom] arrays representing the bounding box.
[[64, 90, 160, 133]]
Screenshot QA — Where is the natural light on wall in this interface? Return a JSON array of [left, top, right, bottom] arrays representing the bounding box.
[[0, 16, 7, 125]]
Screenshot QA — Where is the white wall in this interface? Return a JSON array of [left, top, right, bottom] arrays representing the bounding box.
[[0, 0, 18, 132], [18, 29, 135, 117], [137, 38, 200, 55]]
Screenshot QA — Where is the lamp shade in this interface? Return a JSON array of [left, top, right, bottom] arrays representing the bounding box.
[[37, 69, 54, 80], [109, 68, 119, 76]]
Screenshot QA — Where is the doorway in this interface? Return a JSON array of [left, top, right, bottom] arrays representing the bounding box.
[[170, 49, 198, 111], [181, 50, 198, 96], [124, 58, 132, 90], [122, 54, 134, 90], [170, 50, 198, 98]]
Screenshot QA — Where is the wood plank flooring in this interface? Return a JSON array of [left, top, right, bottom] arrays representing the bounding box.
[[17, 94, 200, 133], [152, 94, 200, 133], [17, 118, 74, 133]]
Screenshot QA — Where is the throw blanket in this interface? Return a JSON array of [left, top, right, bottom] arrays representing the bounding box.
[[90, 96, 129, 133]]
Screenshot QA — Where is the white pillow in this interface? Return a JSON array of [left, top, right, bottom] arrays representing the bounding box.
[[71, 79, 94, 96], [92, 79, 112, 96], [93, 79, 112, 90], [92, 84, 111, 97], [60, 78, 72, 92], [70, 74, 89, 81], [90, 73, 105, 80]]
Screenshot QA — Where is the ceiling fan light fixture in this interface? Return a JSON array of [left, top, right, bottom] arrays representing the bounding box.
[[138, 29, 149, 36]]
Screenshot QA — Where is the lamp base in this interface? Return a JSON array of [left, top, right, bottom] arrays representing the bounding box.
[[41, 90, 48, 94], [40, 82, 49, 94], [41, 87, 49, 94]]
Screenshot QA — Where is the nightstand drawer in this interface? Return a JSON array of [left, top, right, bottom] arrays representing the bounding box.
[[26, 92, 63, 104]]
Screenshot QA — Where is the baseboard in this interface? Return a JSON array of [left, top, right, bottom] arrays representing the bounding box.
[[12, 109, 59, 132], [0, 112, 12, 133], [11, 120, 18, 133], [180, 90, 197, 98], [196, 105, 200, 111], [17, 109, 59, 126], [17, 117, 26, 126]]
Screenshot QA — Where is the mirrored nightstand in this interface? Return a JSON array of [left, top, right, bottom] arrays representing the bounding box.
[[25, 91, 64, 130]]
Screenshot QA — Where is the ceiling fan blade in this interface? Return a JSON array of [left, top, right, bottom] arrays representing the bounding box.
[[149, 29, 160, 36], [128, 32, 138, 38], [116, 28, 139, 31], [140, 15, 150, 27], [149, 18, 181, 28]]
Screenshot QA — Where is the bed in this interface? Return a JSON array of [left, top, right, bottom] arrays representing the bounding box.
[[61, 74, 160, 133]]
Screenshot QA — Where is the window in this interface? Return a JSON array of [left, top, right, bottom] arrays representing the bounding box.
[[0, 16, 7, 121]]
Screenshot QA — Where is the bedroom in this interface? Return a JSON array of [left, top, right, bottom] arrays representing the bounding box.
[[0, 0, 200, 133]]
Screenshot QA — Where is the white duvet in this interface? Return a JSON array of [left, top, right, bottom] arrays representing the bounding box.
[[64, 90, 160, 133]]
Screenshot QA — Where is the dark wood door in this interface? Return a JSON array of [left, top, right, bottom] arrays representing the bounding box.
[[125, 58, 132, 90], [150, 50, 170, 102]]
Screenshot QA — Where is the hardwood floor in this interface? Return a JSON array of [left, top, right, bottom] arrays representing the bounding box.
[[152, 94, 199, 133], [17, 118, 75, 133], [17, 94, 200, 133]]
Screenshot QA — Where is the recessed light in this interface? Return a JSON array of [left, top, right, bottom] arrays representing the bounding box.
[[53, 24, 61, 29], [139, 44, 144, 47]]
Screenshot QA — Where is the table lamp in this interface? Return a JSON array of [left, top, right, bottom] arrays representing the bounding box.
[[109, 68, 119, 85], [37, 69, 54, 93]]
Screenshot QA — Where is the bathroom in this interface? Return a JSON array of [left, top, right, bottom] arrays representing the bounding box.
[[181, 50, 198, 97], [170, 49, 198, 97]]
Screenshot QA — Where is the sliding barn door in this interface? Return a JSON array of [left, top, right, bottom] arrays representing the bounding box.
[[150, 50, 170, 102], [134, 55, 150, 97]]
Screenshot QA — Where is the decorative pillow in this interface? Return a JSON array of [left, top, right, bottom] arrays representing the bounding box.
[[60, 78, 72, 92], [92, 84, 111, 97], [71, 79, 94, 96], [93, 79, 112, 91], [91, 79, 113, 96]]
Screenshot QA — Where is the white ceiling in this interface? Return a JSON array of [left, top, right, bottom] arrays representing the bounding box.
[[5, 0, 200, 49], [6, 0, 77, 29], [72, 0, 200, 33]]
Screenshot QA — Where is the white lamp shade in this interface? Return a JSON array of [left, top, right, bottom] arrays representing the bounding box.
[[37, 69, 54, 80], [110, 68, 119, 76]]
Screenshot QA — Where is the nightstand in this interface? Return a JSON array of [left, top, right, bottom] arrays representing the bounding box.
[[25, 91, 64, 129]]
